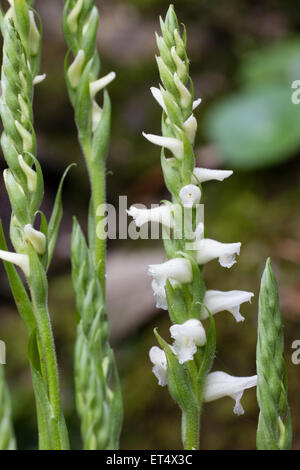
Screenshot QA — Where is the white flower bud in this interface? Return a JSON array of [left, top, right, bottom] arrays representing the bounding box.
[[179, 184, 201, 208], [183, 114, 197, 144], [18, 155, 37, 192], [171, 46, 186, 80], [0, 250, 30, 277], [201, 290, 254, 322], [192, 167, 233, 184], [170, 319, 206, 364], [15, 121, 32, 153], [149, 346, 168, 386], [143, 132, 184, 159], [24, 224, 46, 255], [67, 0, 83, 33], [195, 239, 241, 268], [173, 72, 191, 108], [204, 372, 257, 415], [67, 50, 85, 88], [90, 72, 116, 100], [127, 205, 174, 228]]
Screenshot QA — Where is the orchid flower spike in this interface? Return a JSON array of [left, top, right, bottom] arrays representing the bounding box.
[[0, 250, 30, 277], [148, 258, 193, 310], [204, 371, 257, 415], [149, 346, 168, 386], [127, 204, 174, 228], [201, 290, 254, 322], [192, 168, 233, 184], [179, 184, 201, 208], [170, 319, 206, 364]]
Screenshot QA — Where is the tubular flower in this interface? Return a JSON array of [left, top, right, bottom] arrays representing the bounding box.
[[148, 258, 193, 310], [179, 184, 201, 208], [149, 346, 168, 386], [0, 250, 30, 277], [170, 319, 206, 364], [192, 168, 233, 184], [204, 372, 257, 415], [142, 132, 184, 160], [127, 204, 174, 228], [201, 290, 254, 322]]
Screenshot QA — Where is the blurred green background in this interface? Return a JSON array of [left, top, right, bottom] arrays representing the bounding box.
[[0, 0, 300, 449]]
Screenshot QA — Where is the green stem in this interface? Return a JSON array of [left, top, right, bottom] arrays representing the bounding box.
[[30, 290, 63, 449], [182, 408, 200, 450], [89, 157, 106, 292]]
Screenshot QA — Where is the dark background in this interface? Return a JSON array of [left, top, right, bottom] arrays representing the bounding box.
[[0, 0, 299, 449]]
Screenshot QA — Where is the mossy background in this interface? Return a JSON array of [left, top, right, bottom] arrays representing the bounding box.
[[0, 0, 300, 449]]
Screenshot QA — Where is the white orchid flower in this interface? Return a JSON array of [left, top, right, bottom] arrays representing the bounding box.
[[127, 204, 174, 228], [148, 258, 193, 310], [204, 371, 257, 415], [196, 239, 241, 268], [149, 346, 168, 386], [192, 168, 233, 184], [201, 290, 254, 322], [150, 87, 201, 115], [143, 132, 184, 160], [179, 184, 201, 208], [170, 319, 206, 364], [183, 114, 197, 144]]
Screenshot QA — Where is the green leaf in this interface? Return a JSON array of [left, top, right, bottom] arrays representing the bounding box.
[[204, 84, 300, 169], [47, 163, 75, 268]]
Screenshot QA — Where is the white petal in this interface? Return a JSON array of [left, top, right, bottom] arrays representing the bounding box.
[[179, 184, 201, 208], [143, 132, 183, 159], [67, 49, 84, 88], [24, 224, 46, 255], [201, 290, 254, 322], [148, 258, 193, 284], [149, 346, 168, 386], [0, 250, 30, 276], [150, 87, 167, 114], [127, 205, 174, 228], [192, 168, 233, 184], [204, 371, 257, 414], [193, 98, 202, 110], [195, 239, 241, 268], [90, 71, 116, 99]]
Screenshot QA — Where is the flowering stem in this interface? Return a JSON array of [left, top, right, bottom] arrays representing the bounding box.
[[182, 408, 200, 450], [63, 0, 123, 449]]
